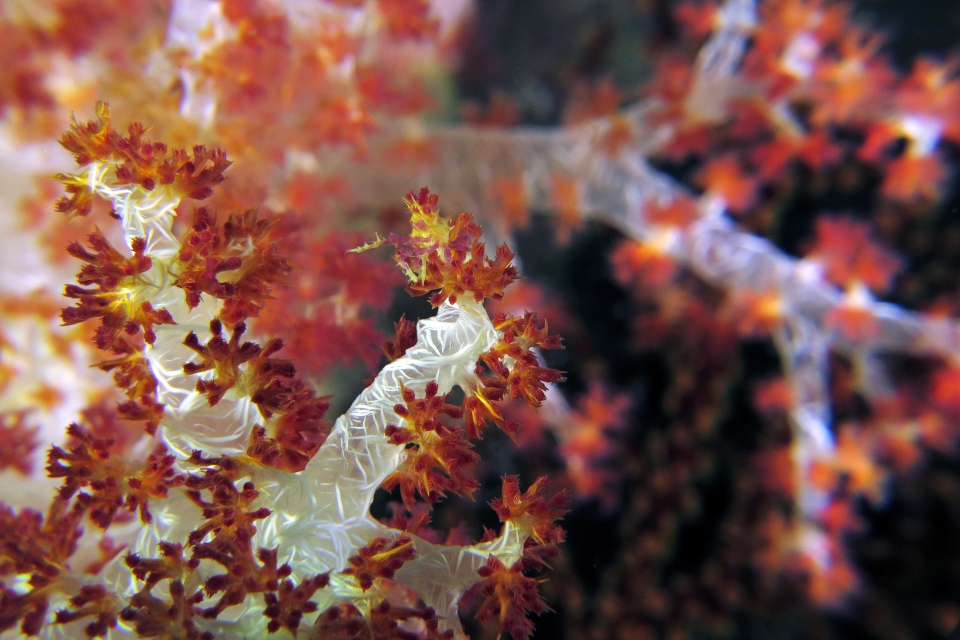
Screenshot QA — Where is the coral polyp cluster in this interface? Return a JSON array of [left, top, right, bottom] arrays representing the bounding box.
[[0, 107, 565, 639], [3, 0, 960, 637]]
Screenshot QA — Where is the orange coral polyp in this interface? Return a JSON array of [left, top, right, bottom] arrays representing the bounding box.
[[355, 188, 521, 306], [382, 381, 478, 508], [490, 476, 567, 547], [482, 312, 564, 409]]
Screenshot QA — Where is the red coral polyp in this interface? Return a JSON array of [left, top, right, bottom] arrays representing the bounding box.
[[242, 340, 332, 472], [176, 208, 293, 322], [55, 102, 230, 217], [341, 535, 417, 591], [61, 231, 174, 349], [182, 319, 263, 406], [473, 555, 550, 640], [46, 423, 184, 528]]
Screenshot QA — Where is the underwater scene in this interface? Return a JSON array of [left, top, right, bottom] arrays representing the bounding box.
[[1, 0, 959, 638]]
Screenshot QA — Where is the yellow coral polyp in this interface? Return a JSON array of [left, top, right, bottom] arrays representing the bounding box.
[[111, 279, 150, 311], [405, 193, 450, 246]]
